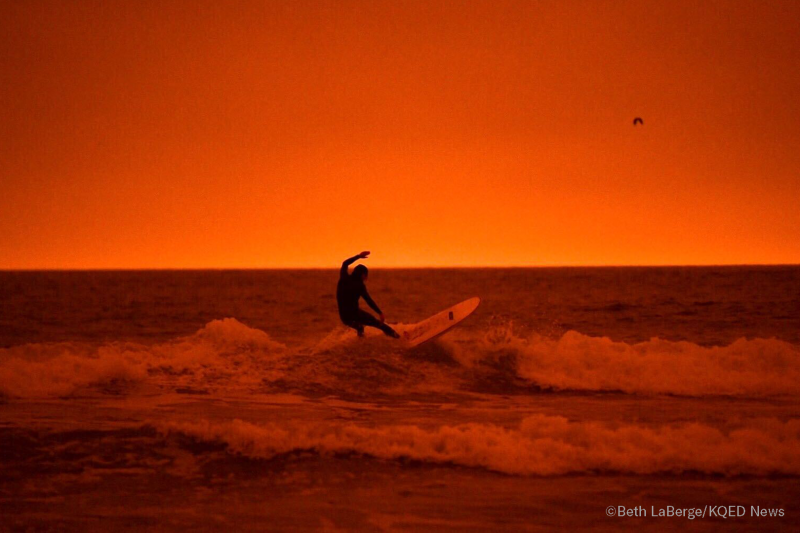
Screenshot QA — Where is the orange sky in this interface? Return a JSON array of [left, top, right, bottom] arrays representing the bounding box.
[[2, 0, 799, 268]]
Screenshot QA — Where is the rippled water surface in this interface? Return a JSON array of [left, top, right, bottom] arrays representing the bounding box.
[[1, 267, 799, 530]]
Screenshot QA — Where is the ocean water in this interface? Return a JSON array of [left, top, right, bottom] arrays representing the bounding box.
[[1, 267, 799, 531]]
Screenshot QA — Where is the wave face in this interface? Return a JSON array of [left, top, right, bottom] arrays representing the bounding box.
[[157, 415, 800, 476], [0, 318, 286, 398], [1, 318, 799, 398], [441, 328, 800, 397]]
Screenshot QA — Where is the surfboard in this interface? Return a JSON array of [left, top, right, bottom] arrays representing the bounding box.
[[399, 297, 480, 347]]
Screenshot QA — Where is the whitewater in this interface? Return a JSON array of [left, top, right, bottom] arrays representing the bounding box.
[[1, 267, 798, 530]]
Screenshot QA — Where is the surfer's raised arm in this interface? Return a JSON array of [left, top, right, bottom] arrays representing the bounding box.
[[340, 251, 370, 278]]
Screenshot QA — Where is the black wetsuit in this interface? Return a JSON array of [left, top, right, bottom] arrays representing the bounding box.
[[337, 256, 398, 337]]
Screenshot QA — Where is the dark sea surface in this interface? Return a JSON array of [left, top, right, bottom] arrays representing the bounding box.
[[1, 267, 799, 531], [2, 266, 798, 347]]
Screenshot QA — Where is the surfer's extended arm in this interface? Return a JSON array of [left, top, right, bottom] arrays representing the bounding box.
[[361, 287, 382, 316], [340, 251, 370, 278], [340, 256, 359, 278]]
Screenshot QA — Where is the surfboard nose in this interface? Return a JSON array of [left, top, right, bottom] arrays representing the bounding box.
[[404, 297, 480, 347]]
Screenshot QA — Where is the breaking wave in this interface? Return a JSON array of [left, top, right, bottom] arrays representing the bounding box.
[[1, 318, 798, 398], [441, 328, 800, 397], [0, 318, 286, 398], [157, 415, 800, 476]]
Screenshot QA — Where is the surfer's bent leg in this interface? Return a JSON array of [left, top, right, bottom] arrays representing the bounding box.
[[342, 317, 365, 337], [356, 310, 400, 338]]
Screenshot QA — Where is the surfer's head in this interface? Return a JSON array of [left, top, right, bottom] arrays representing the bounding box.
[[353, 264, 368, 281]]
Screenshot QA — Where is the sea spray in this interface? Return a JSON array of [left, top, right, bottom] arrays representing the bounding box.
[[156, 415, 800, 476]]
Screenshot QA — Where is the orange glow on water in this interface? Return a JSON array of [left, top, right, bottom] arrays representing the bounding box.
[[2, 1, 799, 268]]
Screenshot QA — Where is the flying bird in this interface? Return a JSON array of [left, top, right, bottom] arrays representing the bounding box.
[[633, 117, 644, 126]]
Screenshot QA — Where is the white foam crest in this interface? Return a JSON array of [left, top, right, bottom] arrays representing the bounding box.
[[309, 323, 415, 355], [308, 327, 363, 354], [0, 318, 286, 398], [191, 318, 285, 350], [157, 415, 800, 476], [442, 328, 800, 396]]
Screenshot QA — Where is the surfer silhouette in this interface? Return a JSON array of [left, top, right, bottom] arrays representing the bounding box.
[[337, 251, 400, 338]]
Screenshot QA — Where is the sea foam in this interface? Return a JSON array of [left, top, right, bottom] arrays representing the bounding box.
[[2, 318, 798, 398], [443, 329, 800, 396], [157, 415, 800, 476], [0, 318, 285, 398]]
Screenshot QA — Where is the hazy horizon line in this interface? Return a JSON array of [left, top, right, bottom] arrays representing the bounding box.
[[2, 263, 799, 272]]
